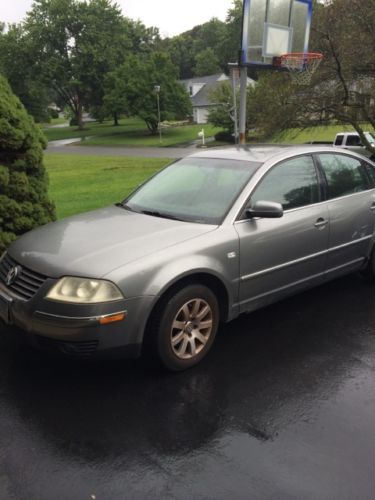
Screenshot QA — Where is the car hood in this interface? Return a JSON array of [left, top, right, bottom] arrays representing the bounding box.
[[9, 206, 217, 278]]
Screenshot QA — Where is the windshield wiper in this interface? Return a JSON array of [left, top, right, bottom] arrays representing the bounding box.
[[115, 202, 134, 212], [140, 209, 185, 221]]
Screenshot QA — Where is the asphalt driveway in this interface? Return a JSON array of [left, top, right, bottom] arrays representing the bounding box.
[[1, 273, 375, 499]]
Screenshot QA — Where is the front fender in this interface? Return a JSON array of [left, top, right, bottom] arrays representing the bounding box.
[[104, 225, 240, 321]]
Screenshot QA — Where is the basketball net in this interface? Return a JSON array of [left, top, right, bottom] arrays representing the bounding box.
[[277, 52, 323, 85]]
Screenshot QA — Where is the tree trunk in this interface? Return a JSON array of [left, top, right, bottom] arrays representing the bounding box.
[[113, 112, 119, 126], [145, 119, 158, 135], [76, 101, 84, 130]]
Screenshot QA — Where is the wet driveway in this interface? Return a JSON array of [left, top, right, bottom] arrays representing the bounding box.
[[1, 274, 375, 499]]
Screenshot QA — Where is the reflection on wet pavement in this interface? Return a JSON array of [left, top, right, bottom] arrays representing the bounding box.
[[1, 274, 375, 499]]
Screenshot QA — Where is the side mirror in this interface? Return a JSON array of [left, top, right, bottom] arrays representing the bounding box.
[[246, 200, 284, 219]]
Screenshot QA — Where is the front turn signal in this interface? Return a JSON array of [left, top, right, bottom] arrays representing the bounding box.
[[99, 312, 127, 325]]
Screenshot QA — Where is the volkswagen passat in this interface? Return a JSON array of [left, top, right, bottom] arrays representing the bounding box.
[[1, 146, 375, 370]]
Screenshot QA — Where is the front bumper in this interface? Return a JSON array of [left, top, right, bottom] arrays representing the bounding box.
[[0, 280, 155, 359]]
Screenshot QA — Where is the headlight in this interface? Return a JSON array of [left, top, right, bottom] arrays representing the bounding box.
[[46, 277, 124, 303]]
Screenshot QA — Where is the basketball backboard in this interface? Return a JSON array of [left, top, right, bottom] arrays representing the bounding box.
[[240, 0, 313, 68]]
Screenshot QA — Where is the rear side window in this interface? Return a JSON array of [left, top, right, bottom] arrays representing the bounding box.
[[318, 154, 369, 199], [251, 155, 319, 210], [363, 160, 375, 187], [334, 135, 344, 146]]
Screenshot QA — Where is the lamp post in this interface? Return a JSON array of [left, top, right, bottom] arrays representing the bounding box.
[[154, 85, 162, 144]]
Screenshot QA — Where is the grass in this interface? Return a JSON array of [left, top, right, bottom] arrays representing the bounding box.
[[270, 123, 375, 144], [42, 117, 220, 147], [45, 153, 170, 219]]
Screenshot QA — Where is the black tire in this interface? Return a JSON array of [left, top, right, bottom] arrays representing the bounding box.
[[153, 284, 219, 371]]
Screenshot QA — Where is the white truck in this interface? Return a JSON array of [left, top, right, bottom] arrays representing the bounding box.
[[333, 131, 375, 159]]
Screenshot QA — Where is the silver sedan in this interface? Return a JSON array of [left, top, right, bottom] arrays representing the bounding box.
[[1, 146, 375, 370]]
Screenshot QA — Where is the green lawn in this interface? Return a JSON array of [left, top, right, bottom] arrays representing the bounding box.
[[45, 153, 170, 219], [42, 117, 220, 147], [270, 124, 375, 144]]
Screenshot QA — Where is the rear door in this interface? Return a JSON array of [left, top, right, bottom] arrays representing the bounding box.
[[316, 153, 375, 278], [235, 154, 329, 312]]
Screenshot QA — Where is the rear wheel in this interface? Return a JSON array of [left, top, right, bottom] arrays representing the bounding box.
[[153, 284, 219, 371]]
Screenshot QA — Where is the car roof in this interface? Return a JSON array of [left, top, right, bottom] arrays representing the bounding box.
[[189, 145, 287, 163], [188, 144, 372, 164]]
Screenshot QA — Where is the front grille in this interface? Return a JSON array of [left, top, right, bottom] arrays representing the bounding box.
[[36, 337, 99, 357], [0, 253, 47, 300]]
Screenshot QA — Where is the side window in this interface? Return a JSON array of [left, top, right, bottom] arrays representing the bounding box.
[[318, 154, 369, 199], [250, 156, 319, 211], [334, 135, 344, 146], [346, 135, 362, 146]]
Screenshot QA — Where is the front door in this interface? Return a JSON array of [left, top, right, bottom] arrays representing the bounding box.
[[235, 154, 329, 313]]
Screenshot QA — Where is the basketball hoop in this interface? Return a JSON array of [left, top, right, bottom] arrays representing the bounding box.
[[278, 52, 323, 85]]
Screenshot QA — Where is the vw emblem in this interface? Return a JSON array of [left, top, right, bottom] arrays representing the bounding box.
[[6, 266, 22, 286]]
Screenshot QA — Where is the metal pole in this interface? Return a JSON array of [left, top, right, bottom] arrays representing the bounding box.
[[231, 68, 239, 145], [154, 85, 162, 144], [239, 66, 247, 145], [156, 92, 162, 144]]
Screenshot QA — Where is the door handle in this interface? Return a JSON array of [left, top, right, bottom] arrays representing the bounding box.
[[314, 218, 328, 229], [370, 203, 375, 212]]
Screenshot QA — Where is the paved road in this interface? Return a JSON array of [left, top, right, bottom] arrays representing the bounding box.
[[1, 274, 375, 499], [46, 144, 198, 158]]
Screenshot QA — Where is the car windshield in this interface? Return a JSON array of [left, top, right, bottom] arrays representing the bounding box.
[[365, 132, 375, 144], [124, 157, 261, 224]]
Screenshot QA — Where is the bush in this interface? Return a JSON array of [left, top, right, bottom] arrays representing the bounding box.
[[48, 107, 59, 119], [214, 130, 235, 143], [0, 75, 56, 253]]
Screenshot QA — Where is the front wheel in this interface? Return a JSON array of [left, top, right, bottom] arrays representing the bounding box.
[[154, 284, 219, 371]]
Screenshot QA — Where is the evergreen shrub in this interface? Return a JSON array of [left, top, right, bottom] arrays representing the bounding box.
[[0, 75, 56, 253]]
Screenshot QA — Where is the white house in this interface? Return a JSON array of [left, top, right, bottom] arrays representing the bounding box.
[[180, 73, 255, 124]]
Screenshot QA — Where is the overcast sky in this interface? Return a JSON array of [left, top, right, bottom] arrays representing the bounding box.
[[0, 0, 233, 37]]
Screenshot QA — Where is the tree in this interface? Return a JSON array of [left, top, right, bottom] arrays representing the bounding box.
[[162, 33, 196, 79], [222, 0, 243, 65], [241, 0, 375, 148], [0, 24, 51, 122], [0, 75, 55, 253], [193, 48, 221, 77], [246, 73, 300, 138], [163, 16, 230, 79], [309, 0, 375, 145], [104, 52, 192, 134], [96, 17, 162, 124], [24, 0, 131, 129], [102, 67, 131, 126], [207, 81, 236, 133]]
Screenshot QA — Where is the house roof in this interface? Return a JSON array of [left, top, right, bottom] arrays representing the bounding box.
[[180, 73, 228, 108], [180, 72, 255, 108]]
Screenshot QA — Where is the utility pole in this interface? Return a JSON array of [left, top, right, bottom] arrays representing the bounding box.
[[228, 63, 239, 145], [239, 66, 247, 145], [154, 85, 162, 144]]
